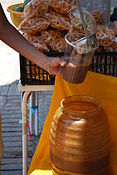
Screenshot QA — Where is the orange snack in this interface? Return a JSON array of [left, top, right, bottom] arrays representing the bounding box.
[[24, 33, 50, 52], [70, 10, 96, 35], [92, 10, 104, 25], [51, 37, 66, 52], [44, 11, 70, 31], [50, 0, 73, 14], [99, 39, 113, 47], [67, 32, 84, 44], [41, 30, 56, 47], [96, 26, 115, 47], [23, 0, 48, 19], [41, 30, 65, 52], [18, 17, 50, 34]]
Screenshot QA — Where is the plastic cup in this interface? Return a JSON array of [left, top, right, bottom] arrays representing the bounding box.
[[61, 33, 98, 84]]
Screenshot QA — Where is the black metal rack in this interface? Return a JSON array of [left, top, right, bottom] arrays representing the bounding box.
[[20, 51, 117, 86]]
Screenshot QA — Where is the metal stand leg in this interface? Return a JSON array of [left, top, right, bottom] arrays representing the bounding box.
[[21, 91, 31, 175]]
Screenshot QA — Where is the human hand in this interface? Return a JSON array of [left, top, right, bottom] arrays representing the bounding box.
[[48, 57, 66, 75]]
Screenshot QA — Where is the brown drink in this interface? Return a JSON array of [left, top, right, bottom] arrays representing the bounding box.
[[62, 33, 98, 84], [61, 63, 90, 84]]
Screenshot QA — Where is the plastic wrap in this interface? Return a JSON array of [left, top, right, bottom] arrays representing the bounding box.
[[41, 30, 66, 52], [19, 0, 71, 52], [18, 17, 50, 34], [78, 0, 111, 25], [69, 8, 96, 35], [20, 0, 112, 52], [24, 34, 50, 52], [96, 25, 116, 47], [49, 0, 73, 14], [44, 10, 70, 31], [23, 0, 49, 19]]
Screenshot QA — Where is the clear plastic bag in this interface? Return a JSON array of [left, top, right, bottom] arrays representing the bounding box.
[[49, 0, 73, 14], [69, 8, 96, 35], [23, 0, 49, 19], [24, 33, 50, 52], [78, 0, 111, 25], [41, 30, 66, 52], [18, 17, 50, 34]]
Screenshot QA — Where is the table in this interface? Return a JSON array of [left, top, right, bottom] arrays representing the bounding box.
[[19, 82, 54, 175]]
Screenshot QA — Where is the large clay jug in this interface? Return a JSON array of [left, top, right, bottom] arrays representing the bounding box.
[[50, 95, 111, 175]]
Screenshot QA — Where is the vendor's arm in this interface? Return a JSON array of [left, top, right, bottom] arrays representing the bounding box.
[[0, 3, 66, 75]]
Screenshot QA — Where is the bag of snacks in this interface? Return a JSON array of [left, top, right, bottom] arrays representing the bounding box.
[[78, 0, 111, 25], [24, 33, 50, 52], [23, 0, 49, 19], [18, 17, 50, 34]]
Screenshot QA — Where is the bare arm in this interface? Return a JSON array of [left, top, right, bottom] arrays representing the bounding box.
[[0, 3, 66, 74]]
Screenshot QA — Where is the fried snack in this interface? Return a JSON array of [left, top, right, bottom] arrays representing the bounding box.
[[96, 26, 115, 47], [75, 43, 96, 54], [49, 0, 73, 14], [111, 40, 117, 50], [69, 27, 85, 36], [41, 30, 65, 52], [23, 0, 48, 19], [55, 30, 61, 38], [41, 30, 56, 47], [18, 17, 50, 34], [44, 11, 70, 31], [24, 33, 50, 52], [51, 37, 66, 52], [70, 10, 96, 35], [92, 11, 104, 25], [99, 39, 113, 47], [67, 32, 84, 43]]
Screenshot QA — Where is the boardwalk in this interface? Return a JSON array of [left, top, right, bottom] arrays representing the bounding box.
[[0, 81, 53, 175]]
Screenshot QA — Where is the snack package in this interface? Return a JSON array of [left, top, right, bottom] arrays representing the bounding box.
[[96, 25, 116, 47], [24, 33, 50, 52], [44, 11, 70, 31], [49, 0, 73, 14], [69, 8, 96, 35], [51, 37, 66, 52], [78, 0, 110, 25], [23, 0, 49, 19], [41, 30, 66, 52], [18, 17, 50, 34], [41, 30, 59, 46], [91, 11, 104, 25]]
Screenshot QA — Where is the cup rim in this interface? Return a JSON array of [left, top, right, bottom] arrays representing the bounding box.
[[65, 32, 98, 52]]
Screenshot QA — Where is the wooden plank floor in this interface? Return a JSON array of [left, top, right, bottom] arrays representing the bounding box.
[[0, 80, 52, 175]]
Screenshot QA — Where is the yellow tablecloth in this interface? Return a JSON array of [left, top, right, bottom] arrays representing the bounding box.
[[28, 71, 117, 175], [30, 170, 53, 175]]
